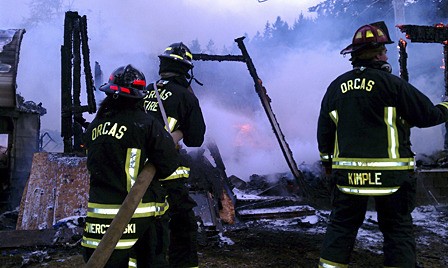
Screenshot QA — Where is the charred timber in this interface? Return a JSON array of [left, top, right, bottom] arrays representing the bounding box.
[[192, 53, 244, 62], [191, 38, 309, 197], [398, 38, 409, 82], [80, 15, 96, 114], [73, 16, 83, 152], [397, 24, 448, 43], [234, 36, 309, 197], [61, 11, 97, 153], [61, 105, 92, 115], [61, 12, 76, 153]]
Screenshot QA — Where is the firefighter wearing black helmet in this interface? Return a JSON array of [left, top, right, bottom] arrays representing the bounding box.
[[143, 42, 206, 267], [317, 22, 448, 267], [82, 64, 179, 267]]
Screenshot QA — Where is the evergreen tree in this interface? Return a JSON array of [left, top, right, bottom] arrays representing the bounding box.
[[206, 39, 216, 54], [23, 0, 65, 28], [189, 38, 202, 53], [271, 16, 291, 46], [262, 21, 273, 41]]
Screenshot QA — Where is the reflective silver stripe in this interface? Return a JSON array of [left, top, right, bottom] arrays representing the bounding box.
[[333, 158, 414, 170], [82, 237, 137, 249], [318, 258, 348, 268], [320, 153, 332, 160], [129, 258, 137, 267], [126, 148, 141, 191], [384, 107, 399, 158], [160, 166, 190, 181], [329, 110, 338, 124], [337, 185, 400, 196], [87, 199, 169, 218], [329, 110, 340, 158], [335, 160, 414, 167]]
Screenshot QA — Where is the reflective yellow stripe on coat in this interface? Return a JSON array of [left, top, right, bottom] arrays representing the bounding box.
[[159, 166, 190, 181], [86, 199, 169, 219]]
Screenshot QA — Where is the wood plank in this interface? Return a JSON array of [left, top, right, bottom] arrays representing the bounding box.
[[237, 205, 315, 220], [17, 152, 89, 230], [0, 229, 57, 248]]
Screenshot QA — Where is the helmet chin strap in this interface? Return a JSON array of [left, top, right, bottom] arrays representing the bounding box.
[[188, 68, 203, 87], [153, 81, 171, 132]]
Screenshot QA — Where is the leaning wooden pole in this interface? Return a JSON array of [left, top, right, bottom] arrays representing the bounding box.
[[85, 163, 156, 268], [234, 36, 310, 197]]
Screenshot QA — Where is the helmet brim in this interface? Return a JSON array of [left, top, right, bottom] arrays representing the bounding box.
[[340, 41, 394, 55], [158, 54, 194, 68], [99, 83, 147, 99]]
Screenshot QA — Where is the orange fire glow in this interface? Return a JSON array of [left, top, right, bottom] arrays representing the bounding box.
[[398, 38, 407, 48]]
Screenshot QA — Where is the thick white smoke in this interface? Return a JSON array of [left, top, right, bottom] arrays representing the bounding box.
[[1, 0, 447, 181]]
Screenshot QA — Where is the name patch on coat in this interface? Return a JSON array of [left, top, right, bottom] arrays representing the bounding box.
[[347, 172, 382, 185], [84, 222, 136, 234]]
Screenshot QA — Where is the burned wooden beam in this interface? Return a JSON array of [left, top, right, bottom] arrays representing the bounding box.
[[237, 205, 315, 220], [397, 24, 448, 43], [192, 38, 309, 197], [0, 223, 83, 248], [397, 24, 448, 149], [61, 12, 75, 153], [234, 37, 309, 197], [0, 229, 57, 248], [398, 38, 409, 82], [192, 53, 244, 62], [80, 15, 96, 114], [61, 11, 97, 153]]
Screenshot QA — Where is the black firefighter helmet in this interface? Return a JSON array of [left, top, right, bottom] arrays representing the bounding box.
[[99, 64, 147, 99], [158, 42, 194, 76], [341, 21, 394, 55]]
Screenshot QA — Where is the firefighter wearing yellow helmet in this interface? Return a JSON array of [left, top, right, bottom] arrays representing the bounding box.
[[317, 22, 448, 267]]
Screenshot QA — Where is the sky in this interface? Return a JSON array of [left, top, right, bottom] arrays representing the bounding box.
[[1, 0, 447, 181]]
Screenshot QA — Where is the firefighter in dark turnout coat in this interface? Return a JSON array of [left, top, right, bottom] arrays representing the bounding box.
[[317, 22, 448, 267], [143, 42, 206, 267], [82, 65, 179, 267]]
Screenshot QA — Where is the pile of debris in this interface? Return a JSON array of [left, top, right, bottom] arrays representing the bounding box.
[[415, 150, 448, 169]]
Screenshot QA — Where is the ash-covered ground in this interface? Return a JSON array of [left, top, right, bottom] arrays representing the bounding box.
[[0, 199, 447, 268], [0, 157, 447, 267]]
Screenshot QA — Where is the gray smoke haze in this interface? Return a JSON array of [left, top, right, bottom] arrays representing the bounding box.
[[1, 0, 447, 180]]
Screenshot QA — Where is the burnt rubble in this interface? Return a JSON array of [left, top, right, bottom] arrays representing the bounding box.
[[16, 94, 47, 116], [415, 150, 448, 169]]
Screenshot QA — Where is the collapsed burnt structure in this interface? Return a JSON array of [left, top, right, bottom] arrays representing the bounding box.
[[60, 11, 96, 153], [0, 29, 47, 212], [13, 11, 238, 250], [396, 24, 448, 205], [398, 23, 448, 150], [193, 37, 309, 197]]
